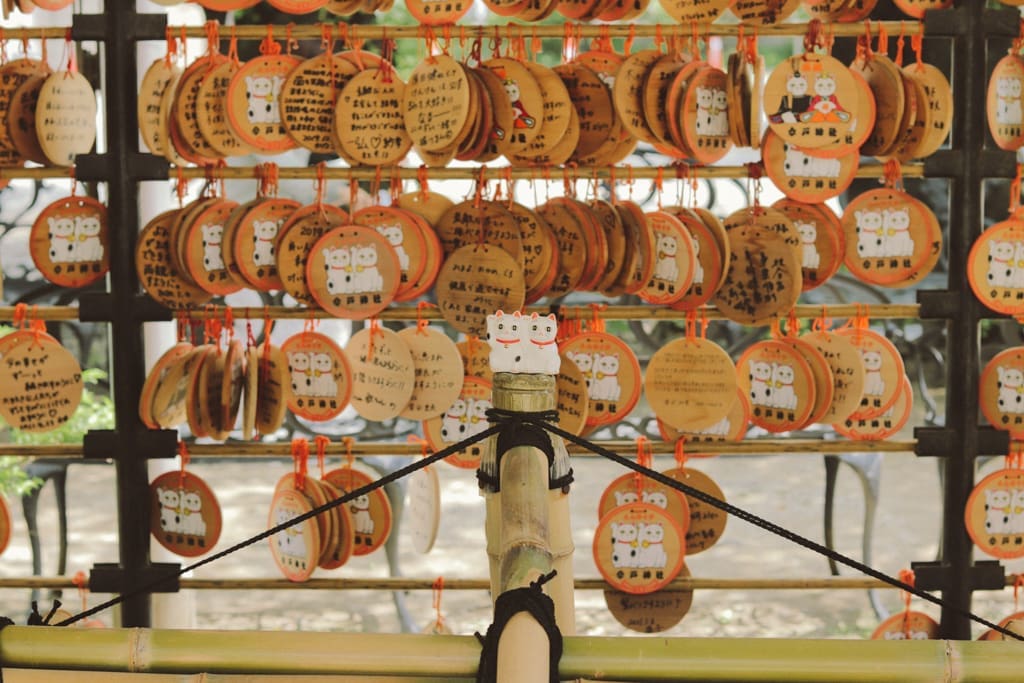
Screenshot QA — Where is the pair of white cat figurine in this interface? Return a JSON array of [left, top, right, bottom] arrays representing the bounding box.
[[486, 310, 561, 375]]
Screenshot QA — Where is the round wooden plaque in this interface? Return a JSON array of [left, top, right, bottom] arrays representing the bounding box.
[[658, 387, 749, 449], [275, 204, 349, 306], [457, 338, 493, 383], [764, 54, 859, 150], [557, 352, 590, 436], [405, 56, 471, 152], [195, 60, 257, 158], [279, 52, 358, 154], [598, 472, 690, 528], [281, 331, 352, 422], [604, 562, 694, 633], [306, 225, 401, 320], [422, 375, 493, 469], [980, 346, 1024, 437], [871, 611, 940, 640], [150, 470, 223, 558], [833, 374, 911, 441], [406, 463, 441, 554], [593, 502, 685, 595], [30, 195, 109, 288], [184, 200, 244, 296], [335, 68, 413, 166], [345, 326, 415, 421], [268, 488, 320, 582], [660, 466, 727, 555], [799, 329, 867, 424], [256, 341, 289, 435], [0, 335, 82, 433], [324, 466, 393, 556], [834, 326, 906, 420], [232, 197, 300, 291], [736, 339, 816, 433], [645, 337, 737, 432], [561, 332, 642, 427], [35, 70, 97, 166], [771, 199, 845, 290], [397, 326, 465, 421], [762, 129, 858, 203], [226, 54, 302, 153], [841, 188, 942, 288], [353, 206, 429, 299], [964, 467, 1024, 560], [435, 244, 525, 336]]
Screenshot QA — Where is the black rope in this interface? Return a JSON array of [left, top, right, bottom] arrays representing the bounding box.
[[475, 570, 562, 683], [533, 417, 1024, 642], [478, 408, 570, 491], [53, 423, 504, 627]]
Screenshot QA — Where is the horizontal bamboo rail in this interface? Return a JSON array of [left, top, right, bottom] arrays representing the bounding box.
[[0, 628, 1021, 682], [0, 304, 923, 322], [6, 575, 1019, 591], [0, 162, 926, 181], [0, 21, 914, 41], [0, 439, 917, 458]]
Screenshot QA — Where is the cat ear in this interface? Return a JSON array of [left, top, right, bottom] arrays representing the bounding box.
[[495, 310, 504, 318], [512, 311, 522, 319], [530, 312, 539, 319], [547, 313, 557, 321]]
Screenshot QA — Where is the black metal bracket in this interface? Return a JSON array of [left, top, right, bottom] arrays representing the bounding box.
[[913, 427, 1009, 458], [79, 293, 174, 323], [89, 562, 181, 595], [923, 150, 1018, 180], [83, 429, 178, 461], [911, 560, 1006, 593], [75, 153, 169, 184], [71, 13, 168, 42], [923, 5, 1020, 37]]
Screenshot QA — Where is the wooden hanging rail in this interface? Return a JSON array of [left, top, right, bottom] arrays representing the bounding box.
[[0, 575, 941, 591], [0, 21, 919, 42], [0, 162, 927, 182], [170, 162, 925, 182], [0, 303, 923, 322], [0, 439, 916, 458], [164, 21, 912, 41]]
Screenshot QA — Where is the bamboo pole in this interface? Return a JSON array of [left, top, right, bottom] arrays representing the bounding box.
[[0, 439, 917, 458], [5, 673, 465, 683], [0, 21, 917, 41], [0, 303, 922, 322], [0, 576, 970, 591], [0, 163, 926, 182], [2, 628, 1023, 682], [486, 373, 559, 682]]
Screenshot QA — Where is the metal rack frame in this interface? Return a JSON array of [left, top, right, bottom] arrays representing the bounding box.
[[0, 2, 1015, 636]]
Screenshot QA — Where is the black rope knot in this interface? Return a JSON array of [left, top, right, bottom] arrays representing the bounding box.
[[475, 570, 562, 683], [479, 409, 571, 492]]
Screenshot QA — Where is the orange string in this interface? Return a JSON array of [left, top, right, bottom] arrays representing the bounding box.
[[432, 576, 445, 630], [314, 435, 330, 479], [367, 319, 382, 362], [178, 440, 190, 490], [72, 570, 89, 612], [674, 437, 687, 469], [292, 438, 309, 491], [898, 568, 915, 636], [1014, 574, 1024, 612], [407, 434, 431, 460], [342, 436, 355, 469], [416, 302, 436, 334]]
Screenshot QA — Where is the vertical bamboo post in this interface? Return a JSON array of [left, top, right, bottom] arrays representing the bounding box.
[[483, 372, 575, 681]]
